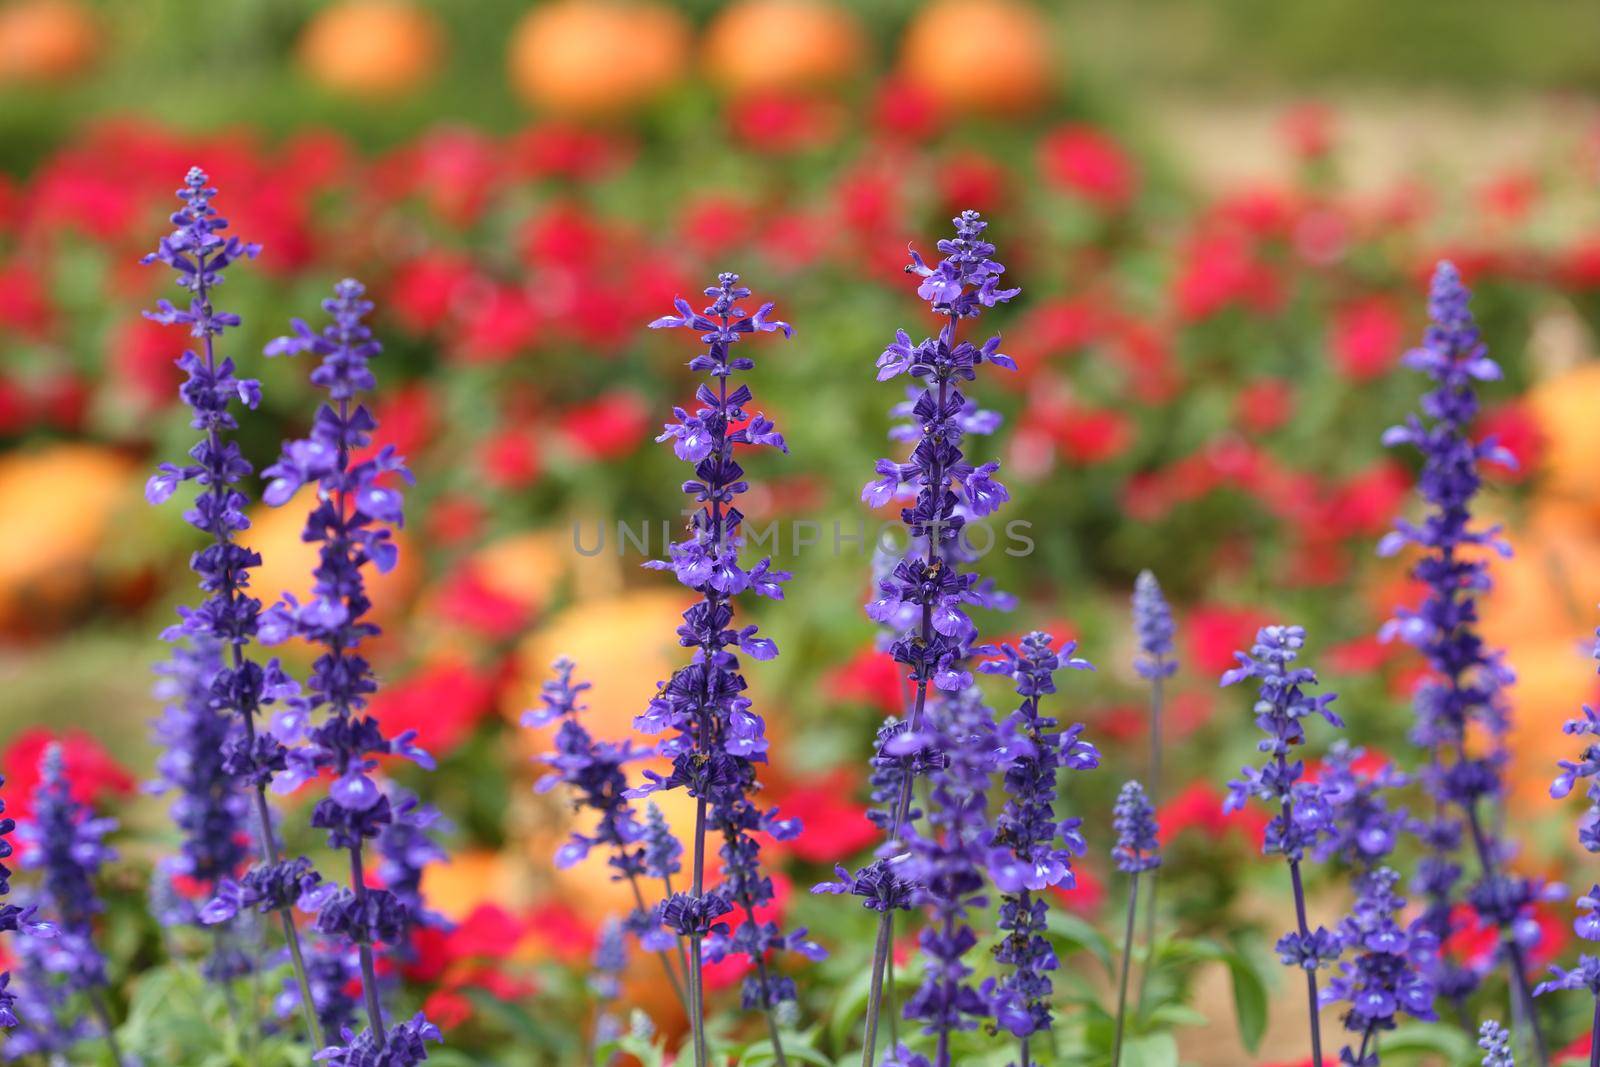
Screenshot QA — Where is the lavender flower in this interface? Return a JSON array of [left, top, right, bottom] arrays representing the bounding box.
[[899, 685, 1002, 1062], [16, 746, 122, 1063], [1110, 780, 1161, 1067], [1553, 703, 1600, 853], [822, 210, 1018, 1067], [1533, 886, 1600, 1067], [1315, 742, 1415, 873], [1323, 867, 1437, 1066], [1112, 781, 1161, 876], [1132, 571, 1176, 683], [1379, 262, 1542, 1051], [142, 165, 324, 1044], [0, 775, 50, 1033], [377, 788, 452, 944], [1222, 625, 1343, 1066], [979, 633, 1098, 1050], [257, 278, 437, 1065], [526, 657, 685, 1008], [628, 272, 806, 1067], [1480, 1020, 1515, 1067], [148, 638, 255, 978], [591, 918, 627, 1048]]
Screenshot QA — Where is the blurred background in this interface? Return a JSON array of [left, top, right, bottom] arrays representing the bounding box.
[[3, 0, 1600, 1062]]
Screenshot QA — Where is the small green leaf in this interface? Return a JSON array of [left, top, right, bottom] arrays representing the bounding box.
[[1381, 1022, 1476, 1063], [1223, 951, 1269, 1052], [1046, 910, 1116, 974]]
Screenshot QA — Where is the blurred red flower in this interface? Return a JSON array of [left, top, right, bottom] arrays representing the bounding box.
[[1185, 605, 1272, 676], [1038, 124, 1138, 212], [1478, 400, 1544, 481], [1236, 377, 1294, 434], [727, 93, 841, 154], [1158, 781, 1266, 850], [1, 728, 135, 824], [388, 252, 477, 336], [557, 392, 649, 461], [771, 771, 878, 864], [369, 659, 500, 757], [824, 645, 904, 715], [480, 427, 543, 489], [1331, 296, 1406, 381]]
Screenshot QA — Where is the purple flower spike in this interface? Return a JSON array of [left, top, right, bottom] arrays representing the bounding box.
[[0, 773, 52, 1034], [260, 278, 435, 1060], [1323, 868, 1438, 1066], [823, 211, 1019, 1067], [142, 167, 326, 1045], [638, 272, 805, 1066], [975, 633, 1097, 1048], [1380, 263, 1544, 1050], [524, 657, 688, 1007], [14, 745, 122, 1062], [1222, 625, 1342, 1066]]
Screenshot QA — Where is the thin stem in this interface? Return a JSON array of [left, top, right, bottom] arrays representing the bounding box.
[[885, 933, 898, 1050], [1112, 873, 1142, 1067], [1286, 855, 1324, 1067], [690, 798, 710, 1067], [1137, 673, 1164, 1012], [1464, 801, 1549, 1067], [1356, 1023, 1375, 1066], [628, 874, 689, 1013], [1589, 994, 1599, 1067], [347, 844, 387, 1048], [246, 766, 324, 1047], [88, 988, 126, 1067], [733, 892, 789, 1067], [863, 364, 954, 1067]]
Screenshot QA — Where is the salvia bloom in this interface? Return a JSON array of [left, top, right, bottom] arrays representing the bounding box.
[[257, 278, 437, 1063], [526, 658, 682, 1001], [1131, 570, 1177, 682], [13, 747, 120, 1062], [1532, 884, 1600, 1037], [1479, 1020, 1515, 1067], [1112, 781, 1161, 875], [142, 167, 323, 1039], [629, 273, 812, 1043], [148, 641, 251, 936], [1315, 742, 1416, 873], [900, 685, 1004, 1057], [1552, 667, 1600, 854], [377, 788, 452, 944], [979, 632, 1099, 1039], [1222, 625, 1343, 1063], [1378, 262, 1532, 1005], [823, 210, 1019, 1066], [1323, 867, 1437, 1066], [19, 747, 115, 996], [0, 775, 50, 1032]]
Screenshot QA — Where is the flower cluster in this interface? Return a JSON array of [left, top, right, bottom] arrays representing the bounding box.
[[0, 774, 50, 1032], [979, 633, 1099, 1042], [824, 210, 1019, 1065], [147, 639, 252, 963], [257, 278, 437, 1063], [630, 273, 813, 1032], [1379, 262, 1529, 1009], [1323, 867, 1437, 1065], [1111, 781, 1161, 875], [141, 167, 324, 1043], [1478, 1020, 1515, 1067], [1222, 625, 1343, 1062], [1532, 885, 1600, 1009], [1553, 703, 1600, 853], [1315, 743, 1416, 873], [1132, 570, 1177, 683], [10, 746, 117, 1059], [526, 658, 680, 991]]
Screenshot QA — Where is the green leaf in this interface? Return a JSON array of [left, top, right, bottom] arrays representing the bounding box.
[[1222, 950, 1269, 1052], [1381, 1022, 1476, 1063], [739, 1039, 836, 1067], [1046, 910, 1116, 974], [827, 966, 876, 1052], [1120, 1030, 1179, 1067], [1143, 1002, 1208, 1030]]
